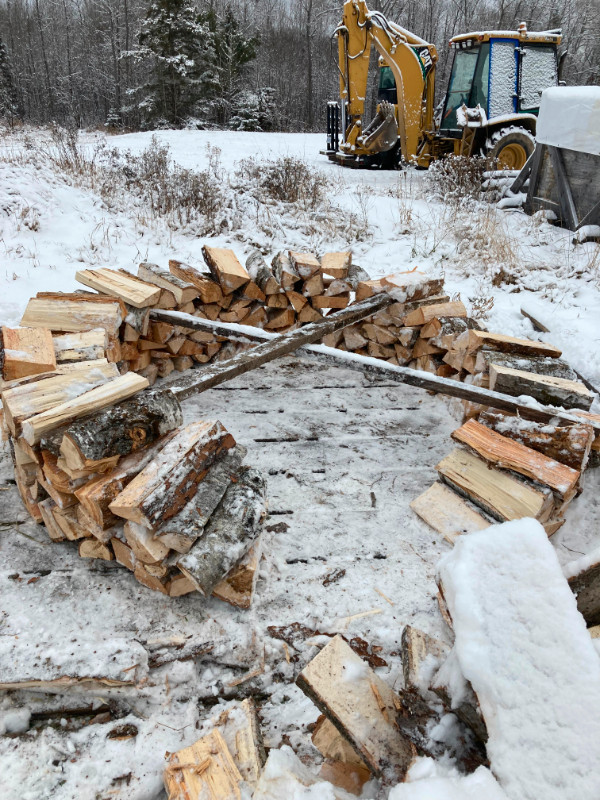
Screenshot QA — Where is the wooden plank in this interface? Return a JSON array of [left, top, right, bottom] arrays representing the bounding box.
[[436, 448, 554, 523], [52, 329, 107, 363], [176, 467, 266, 596], [1, 361, 120, 437], [137, 262, 199, 305], [452, 418, 580, 497], [458, 329, 562, 358], [21, 373, 149, 445], [109, 421, 235, 529], [20, 294, 124, 336], [489, 364, 593, 410], [149, 309, 600, 433], [164, 729, 242, 800], [410, 482, 491, 544], [203, 246, 250, 294], [76, 268, 160, 308], [1, 327, 56, 380], [549, 145, 579, 229], [296, 635, 413, 780]]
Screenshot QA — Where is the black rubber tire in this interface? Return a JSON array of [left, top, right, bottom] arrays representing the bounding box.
[[485, 127, 535, 170]]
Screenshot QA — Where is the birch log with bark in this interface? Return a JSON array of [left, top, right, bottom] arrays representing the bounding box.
[[176, 467, 266, 596], [56, 388, 183, 470], [155, 445, 247, 553], [109, 420, 236, 529]]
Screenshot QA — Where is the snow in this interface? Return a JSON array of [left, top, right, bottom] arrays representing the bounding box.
[[0, 126, 600, 797], [563, 544, 600, 580], [389, 761, 507, 799], [536, 86, 600, 155], [438, 518, 600, 800], [489, 40, 517, 119], [254, 746, 355, 799]]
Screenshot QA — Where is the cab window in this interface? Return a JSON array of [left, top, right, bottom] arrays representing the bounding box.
[[440, 48, 480, 130]]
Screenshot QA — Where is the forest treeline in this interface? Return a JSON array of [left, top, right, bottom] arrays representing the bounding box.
[[0, 0, 598, 132]]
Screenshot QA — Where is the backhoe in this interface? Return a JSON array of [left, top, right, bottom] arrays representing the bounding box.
[[325, 0, 562, 169]]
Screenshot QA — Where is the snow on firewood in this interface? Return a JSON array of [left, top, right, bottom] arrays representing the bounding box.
[[438, 518, 600, 800]]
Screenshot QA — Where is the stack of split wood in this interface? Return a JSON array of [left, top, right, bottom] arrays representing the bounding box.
[[0, 326, 267, 603], [322, 294, 484, 377], [411, 328, 599, 541], [15, 249, 461, 384]]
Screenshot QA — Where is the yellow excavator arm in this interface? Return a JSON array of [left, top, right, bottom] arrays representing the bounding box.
[[336, 0, 437, 163]]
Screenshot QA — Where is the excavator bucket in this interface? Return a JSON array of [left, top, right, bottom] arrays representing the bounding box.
[[358, 101, 399, 154]]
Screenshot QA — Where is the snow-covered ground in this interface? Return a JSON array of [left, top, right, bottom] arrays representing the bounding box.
[[0, 127, 599, 799]]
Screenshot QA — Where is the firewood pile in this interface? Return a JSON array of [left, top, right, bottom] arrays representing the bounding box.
[[1, 321, 268, 602], [411, 328, 600, 540], [159, 628, 486, 797]]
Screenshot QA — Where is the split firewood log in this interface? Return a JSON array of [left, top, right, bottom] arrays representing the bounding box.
[[176, 466, 266, 596]]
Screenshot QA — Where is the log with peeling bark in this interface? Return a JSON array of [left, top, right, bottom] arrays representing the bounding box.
[[50, 388, 183, 471], [489, 364, 593, 411], [76, 268, 161, 308], [137, 262, 199, 306], [272, 251, 301, 289], [149, 310, 600, 433], [296, 634, 413, 780], [75, 432, 178, 528], [20, 293, 125, 336], [176, 467, 266, 596], [452, 418, 581, 497], [1, 326, 56, 380], [474, 350, 577, 381], [246, 250, 281, 295], [155, 445, 247, 553], [21, 373, 149, 445], [109, 420, 235, 529], [477, 410, 595, 471]]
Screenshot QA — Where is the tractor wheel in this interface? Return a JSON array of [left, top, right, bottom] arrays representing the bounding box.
[[485, 127, 535, 170]]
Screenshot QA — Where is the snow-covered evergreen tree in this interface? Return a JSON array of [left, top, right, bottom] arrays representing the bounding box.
[[130, 0, 215, 127], [0, 35, 19, 124], [199, 6, 259, 126], [229, 87, 276, 131]]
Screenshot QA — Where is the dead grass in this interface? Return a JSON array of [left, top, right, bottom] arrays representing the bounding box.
[[426, 155, 489, 208]]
